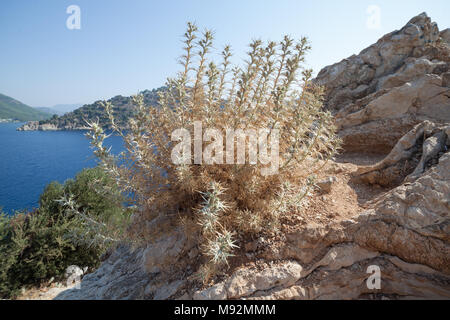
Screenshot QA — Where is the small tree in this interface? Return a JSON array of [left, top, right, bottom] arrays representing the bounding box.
[[88, 22, 341, 283]]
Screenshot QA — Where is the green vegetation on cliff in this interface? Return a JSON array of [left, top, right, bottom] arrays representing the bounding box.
[[0, 93, 52, 121], [0, 167, 131, 299]]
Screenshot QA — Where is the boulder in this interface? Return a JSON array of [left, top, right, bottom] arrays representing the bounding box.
[[55, 246, 151, 300], [316, 176, 337, 193]]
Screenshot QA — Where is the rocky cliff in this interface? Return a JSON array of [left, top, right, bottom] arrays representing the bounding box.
[[314, 12, 450, 153], [56, 13, 450, 300]]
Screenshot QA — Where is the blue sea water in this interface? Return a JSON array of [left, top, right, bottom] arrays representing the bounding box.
[[0, 122, 125, 214]]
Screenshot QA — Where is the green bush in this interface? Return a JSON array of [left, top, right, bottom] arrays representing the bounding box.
[[0, 167, 130, 299]]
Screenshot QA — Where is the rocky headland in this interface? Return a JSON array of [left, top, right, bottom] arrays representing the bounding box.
[[16, 121, 86, 131], [16, 89, 162, 131]]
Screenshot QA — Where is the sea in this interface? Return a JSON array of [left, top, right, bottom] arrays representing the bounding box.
[[0, 122, 125, 214]]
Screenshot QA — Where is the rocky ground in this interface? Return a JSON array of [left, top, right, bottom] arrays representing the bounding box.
[[315, 13, 450, 153], [17, 283, 76, 300], [48, 12, 450, 300]]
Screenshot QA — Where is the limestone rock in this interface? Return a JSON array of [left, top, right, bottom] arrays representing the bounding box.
[[55, 245, 151, 300], [314, 12, 450, 153], [143, 226, 188, 274], [316, 176, 337, 193], [193, 261, 303, 300], [55, 225, 196, 300], [442, 72, 450, 87], [355, 121, 449, 186], [441, 28, 450, 44]]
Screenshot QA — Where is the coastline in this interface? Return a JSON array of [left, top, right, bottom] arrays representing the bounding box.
[[0, 119, 20, 124], [16, 121, 90, 131]]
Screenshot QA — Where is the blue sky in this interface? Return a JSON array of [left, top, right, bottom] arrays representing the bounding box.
[[1, 0, 449, 107]]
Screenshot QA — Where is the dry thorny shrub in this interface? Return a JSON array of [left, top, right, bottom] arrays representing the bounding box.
[[87, 22, 341, 283]]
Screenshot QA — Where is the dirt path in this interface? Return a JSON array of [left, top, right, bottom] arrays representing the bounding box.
[[281, 153, 390, 230]]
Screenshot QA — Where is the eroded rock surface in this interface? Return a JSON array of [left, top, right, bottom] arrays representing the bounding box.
[[314, 12, 450, 153], [191, 127, 450, 299], [56, 219, 197, 300], [55, 246, 151, 300], [356, 121, 449, 186]]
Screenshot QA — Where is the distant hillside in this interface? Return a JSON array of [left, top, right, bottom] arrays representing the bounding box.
[[18, 88, 163, 131], [0, 93, 51, 121], [50, 103, 82, 113], [34, 104, 82, 116], [34, 107, 63, 116]]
